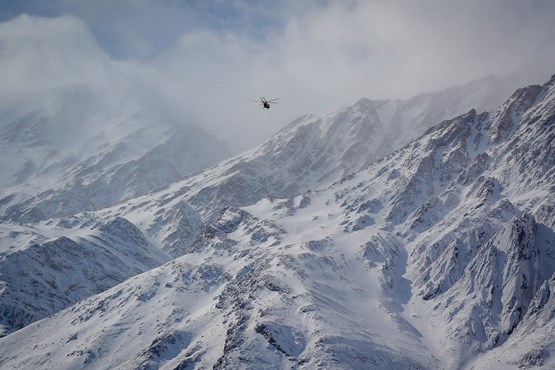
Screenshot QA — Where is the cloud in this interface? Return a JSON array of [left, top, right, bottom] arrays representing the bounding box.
[[1, 1, 554, 152], [0, 15, 113, 97], [147, 0, 555, 151]]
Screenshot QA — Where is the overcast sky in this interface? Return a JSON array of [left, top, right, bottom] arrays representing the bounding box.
[[1, 0, 554, 152]]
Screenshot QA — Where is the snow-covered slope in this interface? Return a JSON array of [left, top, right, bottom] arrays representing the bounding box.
[[0, 215, 170, 337], [0, 84, 230, 338], [1, 76, 553, 369], [0, 84, 231, 222]]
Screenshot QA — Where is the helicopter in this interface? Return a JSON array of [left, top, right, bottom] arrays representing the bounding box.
[[253, 97, 279, 109]]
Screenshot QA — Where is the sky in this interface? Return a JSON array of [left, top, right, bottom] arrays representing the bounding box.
[[1, 0, 554, 152]]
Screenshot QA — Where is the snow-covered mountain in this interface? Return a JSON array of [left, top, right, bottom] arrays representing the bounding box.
[[0, 82, 232, 337], [1, 73, 553, 369], [0, 83, 231, 222], [0, 75, 519, 342]]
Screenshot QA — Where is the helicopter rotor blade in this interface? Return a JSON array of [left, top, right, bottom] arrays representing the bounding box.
[[251, 97, 279, 104]]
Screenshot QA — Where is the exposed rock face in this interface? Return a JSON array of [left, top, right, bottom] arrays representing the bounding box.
[[0, 217, 169, 337]]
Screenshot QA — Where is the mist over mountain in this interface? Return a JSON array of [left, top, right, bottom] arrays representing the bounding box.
[[0, 15, 232, 220], [0, 74, 514, 224], [0, 83, 231, 219]]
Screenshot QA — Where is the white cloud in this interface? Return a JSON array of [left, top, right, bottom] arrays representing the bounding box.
[[1, 1, 554, 152], [0, 15, 115, 98], [147, 1, 555, 151]]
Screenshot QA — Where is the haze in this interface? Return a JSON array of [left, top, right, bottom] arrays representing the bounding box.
[[1, 0, 554, 152]]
